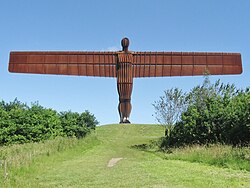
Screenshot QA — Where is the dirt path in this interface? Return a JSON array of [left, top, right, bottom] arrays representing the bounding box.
[[107, 158, 123, 167]]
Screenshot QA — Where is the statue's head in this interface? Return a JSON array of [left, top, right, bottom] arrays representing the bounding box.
[[121, 37, 129, 52]]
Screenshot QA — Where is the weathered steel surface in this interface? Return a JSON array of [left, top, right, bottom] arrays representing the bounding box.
[[9, 38, 243, 123], [9, 52, 117, 77], [132, 52, 242, 77], [117, 48, 133, 123]]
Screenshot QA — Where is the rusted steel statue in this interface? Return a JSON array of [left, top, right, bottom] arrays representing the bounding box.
[[9, 38, 242, 123]]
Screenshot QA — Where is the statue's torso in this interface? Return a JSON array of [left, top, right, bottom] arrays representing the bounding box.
[[117, 53, 133, 84]]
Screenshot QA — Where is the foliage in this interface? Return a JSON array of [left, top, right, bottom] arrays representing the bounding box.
[[0, 99, 98, 146], [156, 77, 250, 148], [153, 88, 187, 136], [60, 110, 98, 139]]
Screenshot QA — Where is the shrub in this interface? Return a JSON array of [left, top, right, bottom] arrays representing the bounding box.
[[0, 99, 98, 146], [156, 78, 250, 149], [60, 110, 98, 139]]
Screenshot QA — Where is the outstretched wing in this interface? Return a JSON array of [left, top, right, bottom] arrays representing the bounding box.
[[9, 51, 117, 77], [132, 52, 242, 77]]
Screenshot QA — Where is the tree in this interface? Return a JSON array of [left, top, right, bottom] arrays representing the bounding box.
[[153, 88, 186, 136], [158, 77, 250, 148]]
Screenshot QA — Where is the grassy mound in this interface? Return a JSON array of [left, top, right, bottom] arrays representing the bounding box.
[[1, 124, 249, 188]]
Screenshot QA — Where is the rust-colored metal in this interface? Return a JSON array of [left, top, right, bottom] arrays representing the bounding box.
[[9, 38, 243, 123]]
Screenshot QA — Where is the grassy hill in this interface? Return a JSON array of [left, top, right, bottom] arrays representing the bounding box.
[[1, 124, 250, 187]]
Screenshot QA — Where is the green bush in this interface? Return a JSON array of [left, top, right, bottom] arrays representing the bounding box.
[[158, 78, 250, 149], [0, 99, 98, 146], [60, 110, 98, 139]]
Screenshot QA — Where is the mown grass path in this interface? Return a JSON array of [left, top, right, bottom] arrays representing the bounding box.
[[6, 124, 250, 187]]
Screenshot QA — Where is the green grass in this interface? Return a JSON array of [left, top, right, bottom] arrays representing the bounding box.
[[162, 144, 250, 172], [0, 136, 90, 165], [1, 124, 250, 188]]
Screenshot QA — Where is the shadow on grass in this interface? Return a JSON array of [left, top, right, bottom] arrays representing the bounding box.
[[130, 139, 163, 152]]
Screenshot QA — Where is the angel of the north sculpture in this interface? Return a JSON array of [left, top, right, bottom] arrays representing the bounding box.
[[9, 38, 242, 123]]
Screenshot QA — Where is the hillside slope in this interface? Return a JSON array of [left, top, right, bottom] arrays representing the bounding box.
[[3, 124, 250, 188]]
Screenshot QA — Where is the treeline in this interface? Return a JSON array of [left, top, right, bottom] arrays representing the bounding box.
[[154, 77, 250, 148], [0, 99, 98, 146]]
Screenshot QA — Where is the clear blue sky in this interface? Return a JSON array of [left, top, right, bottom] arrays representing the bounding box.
[[0, 0, 249, 125]]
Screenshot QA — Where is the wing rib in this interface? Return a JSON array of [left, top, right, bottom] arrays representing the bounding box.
[[132, 52, 242, 77], [9, 51, 118, 77]]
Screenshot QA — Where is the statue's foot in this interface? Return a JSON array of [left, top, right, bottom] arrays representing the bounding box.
[[119, 118, 131, 124], [124, 119, 131, 123]]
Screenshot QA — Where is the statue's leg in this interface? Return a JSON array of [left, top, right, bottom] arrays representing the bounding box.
[[123, 99, 132, 123], [118, 103, 122, 123], [117, 83, 124, 123], [117, 83, 133, 123], [118, 100, 125, 123]]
